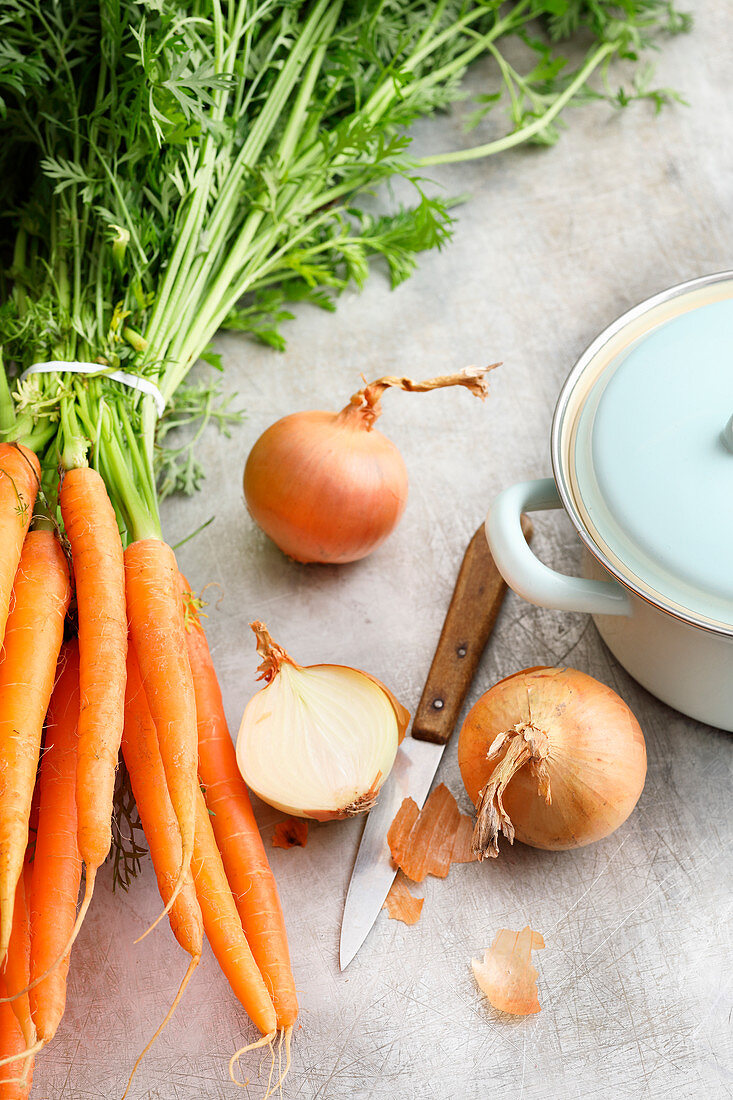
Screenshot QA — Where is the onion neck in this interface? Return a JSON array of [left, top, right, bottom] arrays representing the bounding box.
[[250, 621, 298, 682], [336, 364, 499, 431], [472, 723, 551, 861], [335, 388, 383, 431]]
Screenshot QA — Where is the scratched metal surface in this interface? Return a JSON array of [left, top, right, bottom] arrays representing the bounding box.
[[35, 5, 732, 1099]]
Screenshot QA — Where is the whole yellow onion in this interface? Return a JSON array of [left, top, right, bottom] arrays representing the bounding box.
[[458, 666, 647, 858], [243, 366, 494, 564]]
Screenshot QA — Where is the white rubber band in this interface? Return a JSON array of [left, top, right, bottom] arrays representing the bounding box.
[[21, 361, 166, 417]]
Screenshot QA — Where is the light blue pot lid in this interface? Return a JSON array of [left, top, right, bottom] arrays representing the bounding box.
[[554, 274, 733, 634]]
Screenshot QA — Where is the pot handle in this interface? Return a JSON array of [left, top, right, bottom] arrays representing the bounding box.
[[486, 478, 632, 617]]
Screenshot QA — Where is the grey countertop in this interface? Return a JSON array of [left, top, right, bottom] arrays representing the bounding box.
[[36, 4, 732, 1098]]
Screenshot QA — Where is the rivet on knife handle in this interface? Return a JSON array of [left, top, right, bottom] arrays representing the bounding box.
[[411, 516, 533, 745]]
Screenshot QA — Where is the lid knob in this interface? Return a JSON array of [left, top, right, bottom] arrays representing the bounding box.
[[722, 414, 733, 453]]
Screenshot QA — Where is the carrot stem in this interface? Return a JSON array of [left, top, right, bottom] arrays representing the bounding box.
[[0, 354, 15, 434]]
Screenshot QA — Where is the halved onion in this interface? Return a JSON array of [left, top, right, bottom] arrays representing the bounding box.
[[236, 623, 408, 820]]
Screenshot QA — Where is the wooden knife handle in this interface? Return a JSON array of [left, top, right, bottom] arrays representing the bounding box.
[[411, 516, 532, 746]]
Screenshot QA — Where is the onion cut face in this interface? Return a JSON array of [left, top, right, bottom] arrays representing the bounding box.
[[236, 623, 408, 821], [458, 666, 647, 859]]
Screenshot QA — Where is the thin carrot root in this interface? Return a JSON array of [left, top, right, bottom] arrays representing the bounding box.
[[263, 1027, 293, 1100], [263, 1042, 277, 1100], [132, 865, 187, 945], [0, 1072, 33, 1088], [20, 1051, 33, 1087], [228, 1030, 278, 1089], [123, 645, 201, 960], [121, 952, 200, 1100], [0, 1040, 44, 1069], [0, 869, 95, 1005]]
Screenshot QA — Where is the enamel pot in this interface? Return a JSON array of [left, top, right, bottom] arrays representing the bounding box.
[[486, 272, 733, 731]]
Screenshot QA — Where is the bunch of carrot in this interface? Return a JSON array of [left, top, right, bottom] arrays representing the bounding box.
[[0, 441, 297, 1095]]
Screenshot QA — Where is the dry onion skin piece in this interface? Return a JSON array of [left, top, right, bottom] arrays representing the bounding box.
[[272, 818, 309, 849], [458, 666, 647, 859], [387, 783, 476, 882], [473, 926, 545, 1016], [383, 873, 424, 926], [236, 623, 409, 820]]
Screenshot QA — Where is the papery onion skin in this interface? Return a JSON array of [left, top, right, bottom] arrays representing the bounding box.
[[387, 784, 476, 882], [243, 409, 408, 564], [383, 873, 424, 926], [458, 666, 647, 856], [473, 926, 545, 1016]]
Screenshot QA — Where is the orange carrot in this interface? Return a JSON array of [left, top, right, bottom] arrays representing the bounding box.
[[22, 474, 127, 998], [192, 787, 277, 1037], [0, 980, 33, 1099], [121, 646, 202, 1095], [180, 575, 298, 1030], [125, 540, 197, 924], [0, 853, 39, 1078], [0, 530, 71, 961], [60, 467, 127, 891], [4, 861, 35, 1052], [0, 444, 40, 648], [30, 641, 83, 1044], [122, 647, 203, 960]]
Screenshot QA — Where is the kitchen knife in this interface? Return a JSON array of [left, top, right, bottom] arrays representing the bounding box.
[[339, 517, 532, 970]]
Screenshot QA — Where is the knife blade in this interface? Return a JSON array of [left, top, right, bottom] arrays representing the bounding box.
[[339, 517, 531, 970]]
